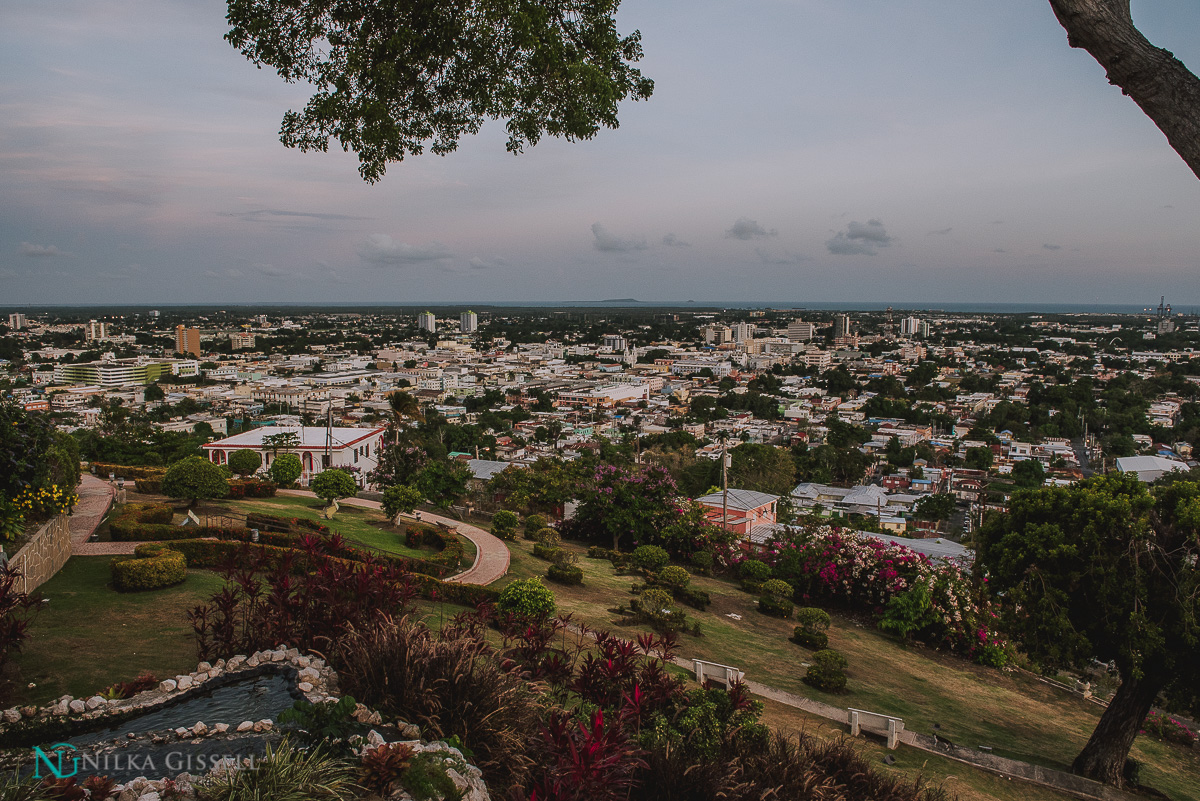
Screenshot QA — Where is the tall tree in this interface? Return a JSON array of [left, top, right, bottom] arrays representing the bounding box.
[[225, 0, 653, 182], [976, 475, 1200, 787]]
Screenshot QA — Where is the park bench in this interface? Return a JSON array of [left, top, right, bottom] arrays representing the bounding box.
[[847, 707, 905, 749], [693, 659, 744, 689]]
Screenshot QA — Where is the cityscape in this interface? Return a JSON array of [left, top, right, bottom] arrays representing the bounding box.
[[2, 1, 1200, 800]]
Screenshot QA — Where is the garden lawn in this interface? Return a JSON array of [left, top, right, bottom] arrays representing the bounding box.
[[494, 538, 1200, 801], [9, 557, 225, 707]]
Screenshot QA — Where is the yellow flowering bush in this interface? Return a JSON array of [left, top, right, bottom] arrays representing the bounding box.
[[11, 484, 77, 521]]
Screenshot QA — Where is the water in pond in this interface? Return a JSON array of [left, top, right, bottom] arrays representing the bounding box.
[[21, 673, 302, 784]]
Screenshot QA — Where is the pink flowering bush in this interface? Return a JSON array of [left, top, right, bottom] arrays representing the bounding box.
[[1141, 711, 1197, 746], [759, 525, 1009, 665]]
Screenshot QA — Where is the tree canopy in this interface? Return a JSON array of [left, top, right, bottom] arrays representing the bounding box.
[[226, 0, 653, 182], [977, 474, 1200, 786]]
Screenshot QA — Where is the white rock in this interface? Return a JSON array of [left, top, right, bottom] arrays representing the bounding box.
[[3, 708, 20, 723], [191, 722, 208, 736], [213, 723, 229, 734], [310, 659, 325, 670], [175, 676, 193, 691], [197, 662, 212, 672], [69, 699, 86, 714], [207, 668, 221, 679], [297, 682, 314, 693], [366, 729, 384, 747], [236, 721, 254, 732], [158, 680, 177, 693], [298, 667, 320, 683], [295, 656, 311, 668], [138, 792, 161, 801], [285, 648, 300, 660], [174, 728, 189, 738], [226, 656, 244, 670], [86, 696, 105, 710], [270, 650, 285, 663], [245, 655, 260, 668]]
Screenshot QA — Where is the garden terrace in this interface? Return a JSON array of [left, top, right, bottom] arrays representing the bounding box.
[[492, 534, 1200, 801]]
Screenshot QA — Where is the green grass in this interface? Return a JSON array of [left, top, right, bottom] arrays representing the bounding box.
[[493, 537, 1200, 801], [9, 557, 226, 706]]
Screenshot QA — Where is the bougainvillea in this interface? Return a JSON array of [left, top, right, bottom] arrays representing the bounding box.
[[757, 525, 1008, 665]]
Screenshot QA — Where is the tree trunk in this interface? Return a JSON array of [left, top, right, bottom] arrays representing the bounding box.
[[1072, 671, 1162, 786], [1048, 0, 1200, 180]]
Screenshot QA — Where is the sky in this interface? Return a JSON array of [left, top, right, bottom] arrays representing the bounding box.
[[2, 0, 1200, 307]]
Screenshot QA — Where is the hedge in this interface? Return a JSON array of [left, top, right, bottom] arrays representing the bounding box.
[[111, 543, 187, 592], [134, 478, 162, 494], [547, 563, 584, 585], [793, 630, 829, 650], [400, 524, 465, 571], [92, 464, 167, 481], [245, 512, 328, 535], [227, 479, 278, 499], [532, 543, 561, 562], [674, 586, 711, 611]]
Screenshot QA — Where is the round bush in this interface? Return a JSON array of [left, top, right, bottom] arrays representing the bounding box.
[[382, 484, 423, 519], [534, 527, 560, 546], [532, 543, 562, 562], [761, 579, 793, 600], [632, 544, 669, 572], [267, 453, 303, 486], [310, 468, 358, 503], [547, 563, 584, 586], [111, 544, 187, 592], [792, 629, 829, 650], [162, 456, 230, 505], [227, 449, 262, 477], [739, 559, 771, 582], [524, 514, 548, 535], [637, 587, 687, 633], [690, 551, 714, 575], [497, 577, 556, 619], [805, 649, 848, 693], [656, 565, 691, 590], [491, 510, 520, 541], [758, 594, 794, 618], [795, 607, 832, 633]]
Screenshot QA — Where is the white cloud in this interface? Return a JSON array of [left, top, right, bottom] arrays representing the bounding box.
[[591, 223, 647, 252], [826, 219, 893, 255], [662, 233, 690, 247], [726, 217, 776, 240], [19, 242, 71, 257], [358, 234, 452, 264]]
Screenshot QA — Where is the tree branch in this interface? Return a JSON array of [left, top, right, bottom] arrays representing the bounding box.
[[1048, 0, 1200, 180]]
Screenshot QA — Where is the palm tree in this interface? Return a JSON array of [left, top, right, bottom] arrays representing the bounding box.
[[386, 390, 423, 444]]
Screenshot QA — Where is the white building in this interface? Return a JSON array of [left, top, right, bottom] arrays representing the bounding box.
[[85, 319, 108, 341], [900, 317, 920, 337], [460, 311, 478, 333], [7, 313, 27, 330], [418, 312, 436, 332], [202, 425, 387, 487], [787, 319, 815, 342]]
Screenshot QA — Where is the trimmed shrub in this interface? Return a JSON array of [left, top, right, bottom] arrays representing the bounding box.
[[546, 563, 584, 585], [533, 527, 560, 546], [111, 543, 187, 592], [310, 468, 358, 504], [523, 514, 548, 537], [655, 565, 691, 590], [759, 578, 795, 618], [690, 550, 714, 576], [804, 649, 848, 693], [792, 629, 829, 650], [267, 453, 303, 486], [532, 543, 562, 562], [634, 587, 688, 634], [227, 449, 262, 477], [586, 545, 613, 559], [162, 456, 230, 505], [739, 559, 771, 582], [134, 478, 162, 494], [381, 485, 421, 520], [496, 578, 556, 619], [632, 544, 669, 573], [674, 586, 711, 611], [92, 464, 167, 481], [227, 478, 278, 499], [491, 510, 520, 541]]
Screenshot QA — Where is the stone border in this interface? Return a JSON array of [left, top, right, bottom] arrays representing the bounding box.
[[10, 515, 72, 594]]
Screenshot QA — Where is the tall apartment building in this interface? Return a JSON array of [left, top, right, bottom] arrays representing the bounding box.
[[7, 313, 27, 330], [900, 316, 920, 337], [460, 310, 478, 333], [85, 319, 108, 341], [230, 332, 257, 350], [602, 334, 627, 351], [787, 319, 815, 341], [919, 320, 931, 338], [175, 325, 201, 357], [702, 324, 732, 345], [833, 314, 851, 339], [418, 312, 436, 332], [733, 322, 756, 343]]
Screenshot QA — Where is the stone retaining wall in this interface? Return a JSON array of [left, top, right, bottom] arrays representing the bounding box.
[[11, 515, 71, 593]]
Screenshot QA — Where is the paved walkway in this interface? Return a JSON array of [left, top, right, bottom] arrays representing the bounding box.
[[69, 474, 133, 555], [278, 490, 510, 585]]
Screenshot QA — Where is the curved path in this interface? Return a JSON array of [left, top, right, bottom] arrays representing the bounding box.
[[278, 489, 510, 585], [69, 474, 129, 555]]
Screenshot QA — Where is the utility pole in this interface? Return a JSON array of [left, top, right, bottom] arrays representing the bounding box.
[[722, 436, 730, 531]]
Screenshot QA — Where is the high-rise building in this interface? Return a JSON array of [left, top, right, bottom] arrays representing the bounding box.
[[702, 324, 732, 345], [148, 310, 160, 318], [900, 316, 920, 337], [7, 313, 27, 330], [786, 319, 814, 342], [85, 319, 108, 341], [833, 314, 851, 339], [175, 325, 201, 357], [460, 311, 477, 333], [418, 312, 436, 332], [602, 334, 627, 351], [918, 320, 931, 338], [733, 322, 756, 343], [231, 332, 256, 350]]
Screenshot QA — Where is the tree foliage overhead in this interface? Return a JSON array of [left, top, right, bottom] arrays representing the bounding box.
[[977, 474, 1200, 786], [226, 0, 654, 181]]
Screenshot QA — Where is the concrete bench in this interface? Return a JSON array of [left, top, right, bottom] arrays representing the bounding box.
[[435, 520, 458, 533], [847, 707, 905, 749], [693, 659, 744, 689]]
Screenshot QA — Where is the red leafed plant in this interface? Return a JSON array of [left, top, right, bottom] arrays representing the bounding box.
[[527, 708, 646, 801], [361, 742, 415, 796]]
